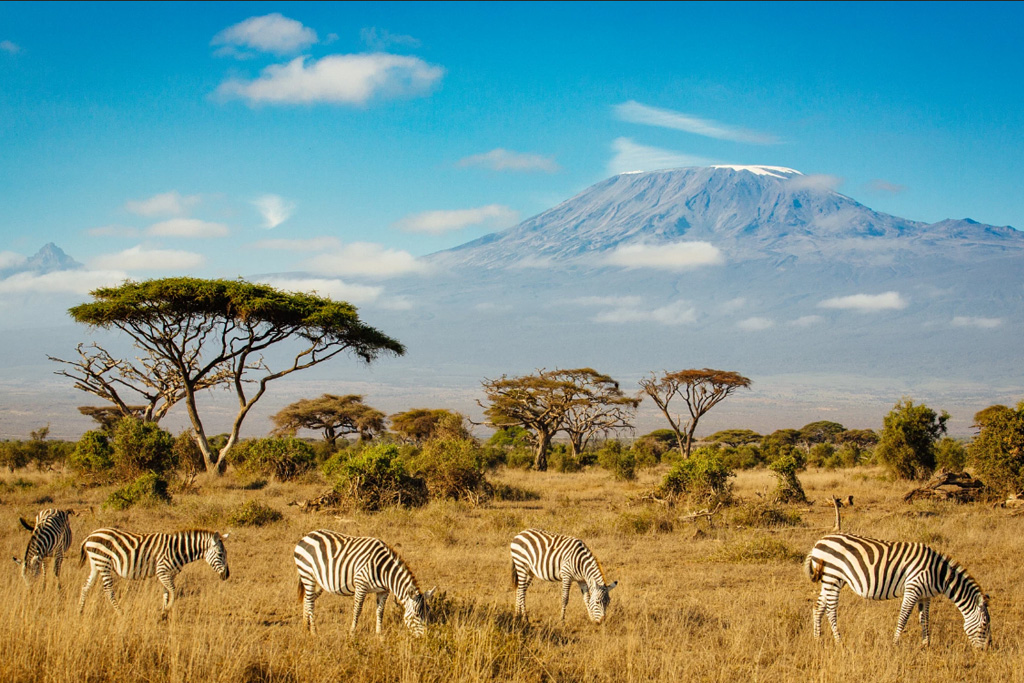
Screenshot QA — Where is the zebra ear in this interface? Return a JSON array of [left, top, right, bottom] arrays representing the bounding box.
[[12, 557, 23, 565], [220, 532, 231, 540], [18, 518, 34, 531], [606, 581, 618, 591], [424, 586, 437, 600]]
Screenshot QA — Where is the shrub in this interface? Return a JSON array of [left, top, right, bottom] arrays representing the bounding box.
[[833, 443, 863, 468], [731, 502, 802, 528], [597, 441, 636, 481], [720, 444, 763, 471], [69, 431, 115, 475], [104, 472, 171, 510], [492, 482, 541, 502], [875, 398, 948, 480], [227, 500, 284, 527], [633, 430, 679, 463], [411, 438, 492, 503], [229, 437, 316, 481], [504, 448, 535, 470], [969, 401, 1024, 495], [331, 444, 427, 511], [615, 507, 675, 535], [769, 453, 808, 503], [935, 437, 968, 473], [658, 447, 734, 506], [111, 418, 176, 479], [173, 431, 205, 481], [0, 441, 29, 472], [549, 444, 584, 473], [806, 443, 835, 468], [320, 450, 350, 480], [714, 535, 803, 563]]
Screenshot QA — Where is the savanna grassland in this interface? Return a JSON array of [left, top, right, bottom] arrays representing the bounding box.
[[2, 466, 1023, 683]]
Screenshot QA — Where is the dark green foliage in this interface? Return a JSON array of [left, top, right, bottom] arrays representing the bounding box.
[[487, 426, 532, 448], [0, 427, 70, 472], [658, 447, 734, 506], [110, 417, 176, 479], [935, 437, 968, 473], [0, 441, 30, 472], [172, 431, 205, 480], [229, 437, 316, 481], [548, 444, 584, 473], [706, 429, 763, 447], [597, 441, 636, 481], [806, 443, 836, 468], [227, 500, 284, 527], [768, 453, 808, 503], [410, 438, 492, 502], [105, 472, 171, 510], [69, 430, 115, 474], [876, 398, 949, 480], [760, 429, 801, 463], [798, 421, 845, 446], [391, 409, 472, 444], [719, 444, 764, 470], [331, 444, 427, 511], [836, 429, 878, 448], [969, 401, 1024, 495]]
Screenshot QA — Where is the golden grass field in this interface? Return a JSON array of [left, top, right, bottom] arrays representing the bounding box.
[[2, 465, 1023, 683]]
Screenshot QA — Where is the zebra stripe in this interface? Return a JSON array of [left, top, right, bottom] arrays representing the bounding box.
[[805, 532, 991, 649], [14, 508, 74, 585], [510, 528, 617, 624], [294, 530, 435, 637], [78, 528, 229, 614]]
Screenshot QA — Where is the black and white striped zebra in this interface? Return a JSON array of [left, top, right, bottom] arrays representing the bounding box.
[[294, 530, 436, 637], [12, 508, 75, 585], [510, 528, 617, 624], [78, 527, 230, 614], [805, 532, 991, 649]]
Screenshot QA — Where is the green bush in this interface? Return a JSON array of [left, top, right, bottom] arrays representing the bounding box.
[[229, 437, 316, 481], [935, 437, 968, 473], [658, 447, 734, 506], [111, 417, 176, 479], [227, 500, 284, 527], [769, 453, 808, 503], [719, 444, 763, 471], [104, 472, 172, 510], [548, 444, 583, 473], [969, 401, 1024, 495], [331, 444, 427, 511], [411, 438, 492, 503], [0, 441, 30, 472], [172, 431, 205, 479], [69, 431, 115, 474], [633, 429, 679, 463], [806, 443, 835, 468], [597, 441, 636, 481], [504, 448, 535, 470], [875, 398, 948, 480]]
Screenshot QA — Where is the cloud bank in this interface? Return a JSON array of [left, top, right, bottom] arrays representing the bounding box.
[[91, 246, 205, 271], [395, 205, 518, 235], [818, 291, 907, 312], [305, 242, 428, 277], [604, 241, 723, 270]]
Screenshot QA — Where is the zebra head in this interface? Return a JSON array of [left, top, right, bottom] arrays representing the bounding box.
[[402, 587, 437, 637], [12, 553, 42, 583], [965, 593, 991, 650], [585, 580, 618, 624], [204, 532, 230, 581]]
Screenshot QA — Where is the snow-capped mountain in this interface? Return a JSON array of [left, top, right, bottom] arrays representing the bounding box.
[[0, 242, 83, 278]]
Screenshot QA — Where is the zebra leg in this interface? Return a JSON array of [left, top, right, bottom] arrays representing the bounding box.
[[350, 586, 368, 635], [822, 580, 843, 643], [918, 598, 931, 646], [301, 581, 321, 634], [53, 550, 64, 585], [514, 571, 532, 621], [893, 587, 921, 644], [100, 569, 123, 616], [158, 571, 176, 612], [375, 592, 388, 635], [78, 567, 98, 614], [560, 577, 572, 622]]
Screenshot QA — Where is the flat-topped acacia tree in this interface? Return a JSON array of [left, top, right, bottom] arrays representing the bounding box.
[[65, 277, 405, 473]]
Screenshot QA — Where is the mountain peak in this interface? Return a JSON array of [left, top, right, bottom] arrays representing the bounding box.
[[25, 243, 83, 274], [710, 164, 803, 178]]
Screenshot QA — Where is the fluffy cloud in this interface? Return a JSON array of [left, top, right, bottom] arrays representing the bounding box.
[[146, 218, 229, 238], [252, 236, 341, 251], [253, 194, 295, 229], [818, 291, 907, 312], [217, 54, 444, 105], [0, 269, 127, 294], [613, 100, 780, 145], [360, 27, 421, 51], [212, 14, 318, 56], [604, 241, 723, 270], [0, 251, 27, 270], [257, 277, 382, 305], [737, 316, 774, 331], [91, 246, 205, 271], [592, 300, 698, 326], [608, 137, 712, 176], [305, 242, 429, 278], [457, 149, 559, 173], [867, 179, 906, 194], [951, 316, 1002, 329], [0, 40, 21, 54], [395, 205, 518, 235], [124, 191, 202, 217]]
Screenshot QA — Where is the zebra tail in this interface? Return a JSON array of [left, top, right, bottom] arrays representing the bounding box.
[[79, 543, 87, 567], [297, 578, 304, 603], [18, 517, 34, 531], [803, 553, 825, 583], [510, 561, 517, 589]]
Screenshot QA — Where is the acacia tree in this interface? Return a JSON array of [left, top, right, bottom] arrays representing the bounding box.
[[555, 369, 639, 458], [639, 368, 752, 458], [478, 370, 578, 470], [61, 278, 404, 473], [271, 394, 385, 445], [390, 408, 470, 444], [875, 398, 948, 480]]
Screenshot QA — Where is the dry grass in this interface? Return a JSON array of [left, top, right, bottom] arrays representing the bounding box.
[[2, 465, 1023, 682]]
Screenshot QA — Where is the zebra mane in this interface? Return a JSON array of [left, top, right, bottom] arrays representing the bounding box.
[[382, 541, 422, 594], [593, 553, 608, 584]]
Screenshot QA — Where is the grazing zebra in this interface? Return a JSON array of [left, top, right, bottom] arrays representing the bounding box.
[[78, 528, 230, 614], [510, 528, 618, 624], [12, 508, 75, 585], [294, 530, 436, 637], [805, 533, 991, 649]]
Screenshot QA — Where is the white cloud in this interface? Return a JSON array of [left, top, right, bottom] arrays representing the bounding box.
[[257, 277, 382, 305], [91, 246, 205, 271], [253, 194, 296, 229], [305, 242, 429, 278], [360, 27, 421, 51], [252, 237, 341, 251], [1, 40, 21, 54], [395, 205, 518, 235], [787, 174, 843, 192], [124, 191, 202, 217], [737, 316, 774, 331], [0, 269, 127, 295], [217, 54, 444, 105], [721, 297, 747, 313], [867, 179, 906, 194], [818, 291, 907, 312], [0, 251, 27, 270], [87, 225, 140, 238], [212, 14, 317, 55], [593, 300, 698, 326], [951, 316, 1002, 329], [146, 218, 229, 238], [613, 100, 780, 145], [608, 137, 712, 175], [457, 149, 559, 173], [604, 241, 724, 270], [790, 315, 824, 327]]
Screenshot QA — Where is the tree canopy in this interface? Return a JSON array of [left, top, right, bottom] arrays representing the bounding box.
[[875, 398, 948, 480], [61, 277, 404, 472], [555, 368, 639, 457], [271, 394, 385, 445], [968, 400, 1024, 495]]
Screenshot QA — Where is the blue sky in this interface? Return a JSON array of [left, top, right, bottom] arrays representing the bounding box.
[[1, 2, 1023, 301]]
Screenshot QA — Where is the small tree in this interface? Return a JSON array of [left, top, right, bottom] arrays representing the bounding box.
[[556, 369, 639, 458], [639, 369, 752, 458], [798, 421, 845, 449], [390, 408, 470, 444], [968, 401, 1024, 496], [875, 398, 948, 480], [272, 394, 385, 445]]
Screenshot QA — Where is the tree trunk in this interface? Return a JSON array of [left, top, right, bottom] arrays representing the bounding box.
[[685, 422, 699, 458], [534, 431, 551, 471], [182, 383, 221, 474]]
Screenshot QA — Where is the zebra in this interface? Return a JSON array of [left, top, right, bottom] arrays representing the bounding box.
[[78, 528, 230, 615], [805, 532, 991, 649], [294, 530, 436, 637], [510, 528, 618, 624], [12, 508, 75, 585]]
